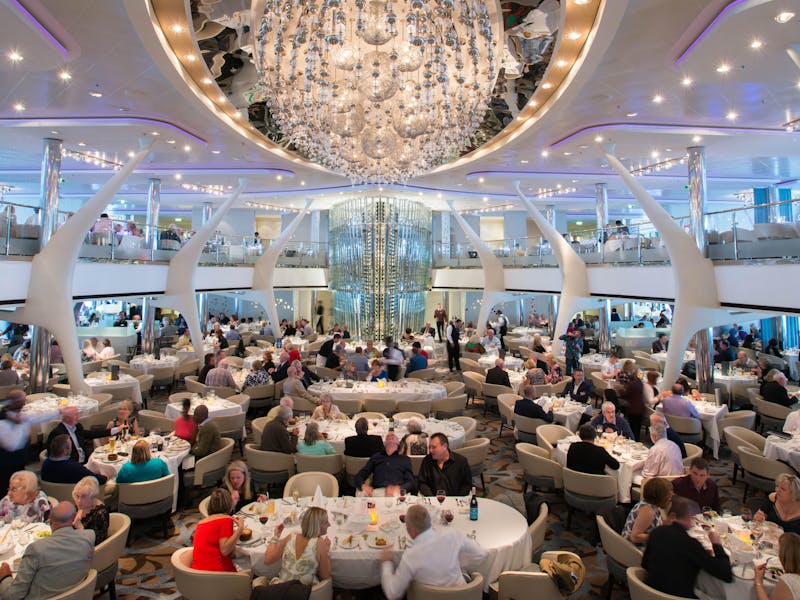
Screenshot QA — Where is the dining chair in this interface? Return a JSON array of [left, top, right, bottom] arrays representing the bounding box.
[[363, 397, 397, 414], [627, 567, 694, 600], [738, 445, 792, 502], [482, 383, 515, 416], [138, 409, 175, 435], [514, 414, 549, 445], [50, 569, 97, 600], [682, 443, 703, 468], [458, 437, 490, 493], [562, 467, 618, 531], [244, 444, 296, 491], [344, 455, 370, 489], [393, 411, 427, 421], [536, 424, 573, 458], [663, 413, 703, 445], [461, 371, 485, 406], [597, 514, 642, 598], [451, 416, 477, 441], [752, 397, 791, 433], [396, 399, 432, 415], [91, 512, 131, 600], [444, 381, 465, 397], [407, 572, 483, 600], [529, 502, 549, 562], [294, 453, 344, 477], [496, 393, 521, 438], [407, 368, 436, 381], [118, 474, 175, 538], [184, 438, 235, 491], [549, 376, 572, 396], [332, 397, 362, 416], [284, 471, 339, 497], [215, 412, 248, 454], [171, 547, 252, 600], [516, 442, 563, 496], [432, 394, 467, 419], [723, 426, 762, 485]]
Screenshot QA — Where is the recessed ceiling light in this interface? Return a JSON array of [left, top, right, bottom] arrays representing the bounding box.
[[665, 148, 672, 152], [563, 151, 572, 156], [482, 197, 488, 202], [541, 150, 549, 157], [478, 177, 485, 183], [50, 130, 59, 135], [89, 90, 103, 98], [170, 24, 185, 33], [681, 76, 692, 86], [556, 59, 568, 67], [652, 94, 663, 104], [58, 70, 71, 81], [716, 63, 730, 73], [437, 193, 442, 198], [651, 151, 659, 158], [174, 174, 182, 180], [594, 135, 603, 142], [127, 151, 135, 158], [78, 142, 86, 147], [183, 145, 191, 152], [692, 135, 702, 142], [775, 11, 795, 23], [566, 31, 582, 40], [7, 50, 22, 62], [541, 82, 553, 89], [12, 102, 25, 112], [626, 111, 638, 117], [520, 159, 528, 164], [750, 39, 763, 49], [202, 77, 213, 85], [166, 139, 176, 144], [576, 221, 583, 225], [300, 180, 306, 186], [211, 149, 221, 154], [276, 175, 283, 181], [574, 0, 591, 4], [218, 95, 226, 103], [184, 54, 197, 62], [726, 110, 738, 121]]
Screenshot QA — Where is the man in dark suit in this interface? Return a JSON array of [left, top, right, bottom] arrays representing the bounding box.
[[566, 425, 620, 475], [513, 385, 553, 423], [650, 411, 687, 458], [642, 496, 732, 597], [45, 406, 94, 464], [485, 358, 511, 387], [651, 333, 669, 354], [190, 405, 223, 458], [40, 434, 107, 484], [563, 368, 593, 404], [763, 372, 795, 407], [344, 417, 385, 457], [270, 350, 292, 382], [260, 406, 298, 454]]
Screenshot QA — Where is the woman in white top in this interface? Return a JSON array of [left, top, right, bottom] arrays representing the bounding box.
[[642, 370, 661, 408], [82, 340, 98, 361], [97, 338, 116, 360], [755, 531, 800, 600]]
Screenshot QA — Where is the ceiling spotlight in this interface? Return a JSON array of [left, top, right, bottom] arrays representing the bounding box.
[[202, 77, 213, 85], [482, 196, 488, 202], [556, 59, 568, 67], [170, 24, 185, 33], [218, 95, 226, 103], [127, 151, 135, 158], [300, 181, 306, 186], [89, 90, 103, 98], [183, 144, 191, 152], [7, 50, 22, 62], [78, 142, 86, 147], [716, 63, 731, 73], [541, 150, 549, 157], [174, 174, 182, 180], [750, 39, 763, 49], [541, 82, 553, 89], [652, 94, 663, 104], [211, 149, 221, 154], [574, 0, 591, 4], [726, 110, 738, 121], [166, 139, 176, 144], [478, 177, 485, 183], [563, 151, 572, 156], [594, 135, 603, 142], [775, 11, 795, 23], [681, 76, 692, 86], [184, 54, 197, 62], [58, 70, 72, 81], [12, 102, 25, 112], [651, 151, 660, 158], [276, 175, 283, 181], [692, 135, 702, 142], [626, 111, 638, 117], [566, 31, 582, 40], [520, 159, 529, 164]]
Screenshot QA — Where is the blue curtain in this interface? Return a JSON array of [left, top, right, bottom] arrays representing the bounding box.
[[753, 188, 770, 224], [779, 189, 793, 221]]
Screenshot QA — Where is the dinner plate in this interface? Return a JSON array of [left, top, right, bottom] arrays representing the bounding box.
[[366, 533, 393, 549], [732, 564, 755, 580], [765, 556, 784, 582], [338, 535, 359, 549], [237, 530, 263, 547]]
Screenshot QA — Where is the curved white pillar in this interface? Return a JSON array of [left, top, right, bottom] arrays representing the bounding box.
[[447, 201, 507, 337], [512, 182, 595, 356], [602, 145, 722, 388], [0, 137, 156, 393], [152, 181, 248, 359], [249, 199, 314, 331]]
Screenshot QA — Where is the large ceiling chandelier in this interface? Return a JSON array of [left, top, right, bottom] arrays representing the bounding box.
[[254, 0, 500, 183]]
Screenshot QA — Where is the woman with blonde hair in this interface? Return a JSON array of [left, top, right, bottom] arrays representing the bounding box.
[[0, 471, 50, 524], [531, 334, 549, 354], [222, 460, 264, 513], [116, 439, 169, 483], [106, 400, 140, 437], [755, 531, 800, 599], [400, 418, 428, 456], [544, 353, 563, 385], [72, 475, 109, 544], [464, 335, 485, 355], [265, 506, 332, 585], [756, 474, 800, 534], [297, 421, 337, 455]]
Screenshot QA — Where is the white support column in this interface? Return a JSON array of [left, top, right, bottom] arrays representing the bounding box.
[[145, 178, 161, 251], [595, 183, 608, 233], [448, 201, 507, 337], [0, 136, 156, 393], [249, 200, 314, 334], [598, 299, 612, 354], [151, 182, 248, 360], [512, 182, 594, 357]]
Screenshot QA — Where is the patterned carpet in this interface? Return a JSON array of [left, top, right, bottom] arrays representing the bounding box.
[[111, 372, 766, 600]]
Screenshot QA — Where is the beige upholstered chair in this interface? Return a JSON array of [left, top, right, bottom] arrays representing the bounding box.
[[344, 455, 370, 488], [176, 358, 201, 382], [396, 399, 432, 415], [333, 397, 362, 416], [444, 381, 465, 397], [682, 443, 703, 468], [150, 365, 176, 394], [364, 397, 398, 414], [536, 424, 573, 458], [252, 576, 333, 600], [459, 358, 484, 374], [451, 416, 477, 441], [753, 397, 791, 433], [227, 393, 251, 414], [664, 413, 703, 444], [627, 566, 694, 600], [50, 569, 97, 600], [410, 454, 425, 477], [432, 394, 467, 419], [407, 368, 436, 381], [739, 445, 792, 502], [516, 442, 563, 495], [77, 405, 119, 435], [118, 474, 175, 538], [354, 411, 386, 421], [294, 453, 344, 476], [169, 391, 196, 403], [92, 512, 131, 599], [724, 425, 763, 485], [459, 437, 490, 493], [284, 472, 339, 497], [40, 480, 82, 503], [134, 374, 154, 408], [481, 383, 514, 416], [138, 409, 174, 434], [394, 411, 427, 421], [407, 572, 483, 600], [244, 383, 275, 412], [497, 393, 521, 438], [514, 414, 549, 445], [172, 547, 252, 600], [185, 438, 235, 490], [251, 416, 269, 446], [215, 412, 247, 454], [461, 372, 485, 405], [184, 376, 207, 395], [597, 514, 642, 595], [198, 496, 211, 519], [529, 502, 549, 561], [244, 444, 296, 489], [718, 410, 756, 434], [550, 376, 572, 396], [226, 356, 244, 369], [562, 468, 617, 530]]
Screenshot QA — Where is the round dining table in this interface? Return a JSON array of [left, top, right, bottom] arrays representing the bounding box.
[[234, 495, 531, 591], [22, 394, 98, 435], [535, 396, 593, 432], [83, 372, 143, 406], [479, 354, 523, 370], [129, 355, 179, 373], [294, 415, 465, 451], [0, 521, 51, 574], [164, 394, 243, 420], [307, 380, 447, 407]]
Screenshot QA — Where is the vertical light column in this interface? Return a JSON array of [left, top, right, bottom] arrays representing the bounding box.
[[440, 211, 452, 258], [544, 205, 556, 229], [30, 138, 61, 393], [144, 178, 161, 250], [197, 202, 212, 333], [595, 183, 608, 233], [688, 145, 713, 393], [548, 295, 558, 338], [768, 186, 780, 223], [598, 298, 612, 354], [141, 296, 154, 354]]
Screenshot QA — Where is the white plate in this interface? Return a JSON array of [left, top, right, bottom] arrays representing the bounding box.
[[732, 564, 755, 580], [339, 535, 359, 549], [366, 533, 393, 549]]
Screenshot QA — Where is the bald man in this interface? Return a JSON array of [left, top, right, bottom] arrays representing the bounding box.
[[485, 358, 511, 387], [46, 406, 93, 464], [0, 501, 95, 600], [191, 405, 222, 458]]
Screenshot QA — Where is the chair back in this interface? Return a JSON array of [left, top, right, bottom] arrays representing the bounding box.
[[514, 414, 548, 437], [40, 480, 80, 503], [462, 371, 486, 391], [394, 411, 427, 421], [739, 445, 791, 481], [550, 376, 572, 395], [597, 514, 642, 568], [215, 413, 247, 440], [407, 368, 436, 381], [483, 383, 514, 400], [315, 366, 341, 380], [445, 382, 465, 397], [344, 455, 370, 478], [754, 397, 792, 421], [516, 442, 563, 490], [118, 474, 175, 507], [295, 453, 343, 475], [410, 454, 425, 477], [563, 467, 617, 501], [82, 360, 103, 374], [245, 383, 274, 403], [284, 472, 339, 497], [459, 358, 484, 374], [78, 405, 119, 433], [244, 444, 296, 477], [529, 502, 549, 558], [91, 513, 131, 582], [718, 410, 756, 433], [627, 566, 694, 600], [193, 438, 235, 485], [532, 384, 552, 399], [251, 416, 269, 446], [138, 409, 175, 434], [171, 547, 252, 600], [169, 391, 196, 403], [664, 413, 702, 436], [364, 397, 397, 414], [226, 356, 244, 369], [150, 366, 175, 386], [432, 394, 467, 418], [459, 437, 490, 470], [497, 570, 562, 600], [50, 570, 97, 600], [185, 376, 208, 395], [682, 443, 702, 467], [451, 416, 477, 440], [88, 392, 114, 407], [177, 358, 201, 378], [333, 397, 362, 415], [724, 425, 766, 452], [227, 393, 251, 413], [396, 399, 432, 415], [537, 424, 573, 448], [354, 412, 387, 421], [407, 572, 483, 600], [135, 373, 155, 393]]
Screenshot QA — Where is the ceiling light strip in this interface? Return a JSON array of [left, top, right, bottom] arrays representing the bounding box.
[[629, 154, 689, 176]]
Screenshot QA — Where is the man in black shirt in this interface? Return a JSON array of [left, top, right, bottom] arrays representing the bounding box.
[[417, 433, 472, 496], [643, 496, 732, 597], [317, 333, 341, 368], [514, 385, 554, 423], [566, 424, 620, 475], [485, 358, 511, 387], [344, 418, 385, 458], [563, 368, 593, 404], [354, 433, 416, 495]]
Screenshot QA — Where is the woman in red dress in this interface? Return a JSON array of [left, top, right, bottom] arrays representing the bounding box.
[[191, 489, 243, 572], [174, 397, 197, 443]]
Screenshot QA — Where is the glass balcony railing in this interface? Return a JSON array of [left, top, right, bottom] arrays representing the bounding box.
[[432, 197, 800, 268]]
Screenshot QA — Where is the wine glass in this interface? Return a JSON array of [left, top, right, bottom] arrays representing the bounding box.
[[292, 490, 300, 505], [443, 509, 454, 524], [399, 488, 407, 504], [436, 490, 446, 505], [741, 507, 753, 525]]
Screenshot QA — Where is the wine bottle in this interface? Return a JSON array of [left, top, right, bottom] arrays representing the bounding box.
[[469, 486, 478, 521]]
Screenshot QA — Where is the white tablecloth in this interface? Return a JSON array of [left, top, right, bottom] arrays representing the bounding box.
[[86, 436, 191, 512], [308, 381, 447, 407], [281, 337, 308, 352], [579, 354, 606, 371], [764, 434, 800, 472], [164, 396, 243, 420], [83, 373, 142, 406], [714, 370, 759, 402], [536, 396, 593, 432], [479, 355, 523, 370], [651, 350, 696, 367], [604, 237, 638, 252], [511, 327, 548, 336], [175, 345, 215, 362], [129, 356, 179, 373], [554, 436, 647, 503], [0, 523, 51, 572], [244, 355, 266, 370], [689, 399, 729, 459], [22, 395, 99, 435], [294, 416, 465, 451], [235, 496, 530, 591]]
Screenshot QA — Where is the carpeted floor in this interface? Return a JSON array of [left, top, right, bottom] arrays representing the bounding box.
[[111, 372, 768, 599]]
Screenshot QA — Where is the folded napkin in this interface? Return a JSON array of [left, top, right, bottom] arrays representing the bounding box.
[[312, 485, 324, 508]]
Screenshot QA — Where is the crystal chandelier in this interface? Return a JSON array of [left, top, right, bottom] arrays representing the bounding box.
[[254, 0, 500, 183]]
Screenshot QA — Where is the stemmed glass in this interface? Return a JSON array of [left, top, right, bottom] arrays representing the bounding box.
[[741, 507, 753, 525], [436, 490, 446, 505]]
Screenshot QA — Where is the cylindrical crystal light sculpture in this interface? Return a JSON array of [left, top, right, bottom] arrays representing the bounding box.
[[329, 196, 431, 341]]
